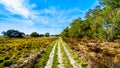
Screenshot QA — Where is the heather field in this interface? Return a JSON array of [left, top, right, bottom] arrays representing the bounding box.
[[0, 37, 56, 68], [0, 0, 120, 68]]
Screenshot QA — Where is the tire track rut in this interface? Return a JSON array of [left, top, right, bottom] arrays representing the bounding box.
[[45, 38, 81, 68], [44, 41, 57, 68], [60, 38, 81, 68], [58, 40, 64, 68]]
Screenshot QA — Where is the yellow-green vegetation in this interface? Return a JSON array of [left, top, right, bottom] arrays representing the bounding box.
[[60, 40, 73, 68], [60, 0, 120, 42], [0, 37, 56, 67], [52, 41, 58, 68], [34, 40, 56, 68]]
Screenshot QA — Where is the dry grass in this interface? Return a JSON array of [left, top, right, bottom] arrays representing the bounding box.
[[63, 38, 120, 68]]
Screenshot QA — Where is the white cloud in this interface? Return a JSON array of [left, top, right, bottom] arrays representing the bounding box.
[[38, 7, 86, 24], [0, 0, 85, 24], [0, 0, 86, 34], [0, 0, 39, 25], [0, 0, 30, 18]]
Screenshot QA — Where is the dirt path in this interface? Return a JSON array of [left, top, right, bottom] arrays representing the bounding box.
[[60, 38, 81, 68], [45, 38, 81, 68], [58, 40, 64, 68], [44, 41, 57, 68]]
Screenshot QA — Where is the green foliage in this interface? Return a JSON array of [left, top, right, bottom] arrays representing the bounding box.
[[60, 27, 69, 37], [52, 42, 58, 68], [99, 0, 120, 9], [30, 32, 40, 37], [60, 0, 120, 41], [45, 33, 50, 37], [39, 34, 44, 37], [2, 29, 25, 38], [0, 37, 56, 67], [2, 31, 7, 36], [60, 41, 73, 68], [34, 41, 56, 68], [69, 18, 84, 38]]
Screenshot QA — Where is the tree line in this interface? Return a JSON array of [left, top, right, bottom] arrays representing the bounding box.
[[60, 0, 120, 41], [2, 29, 50, 38]]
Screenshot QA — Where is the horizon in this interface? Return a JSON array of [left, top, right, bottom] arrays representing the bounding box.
[[0, 0, 99, 35]]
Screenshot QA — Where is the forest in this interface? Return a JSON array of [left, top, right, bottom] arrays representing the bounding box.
[[60, 0, 120, 42]]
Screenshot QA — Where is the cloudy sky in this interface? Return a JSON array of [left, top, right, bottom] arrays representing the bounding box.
[[0, 0, 98, 35]]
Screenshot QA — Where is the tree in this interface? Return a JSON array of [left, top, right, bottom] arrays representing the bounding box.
[[60, 0, 120, 41], [30, 32, 40, 37], [99, 0, 120, 9], [4, 29, 25, 38], [69, 18, 84, 38], [45, 33, 50, 37], [2, 31, 7, 36], [39, 34, 44, 37], [60, 27, 69, 37], [99, 0, 120, 41]]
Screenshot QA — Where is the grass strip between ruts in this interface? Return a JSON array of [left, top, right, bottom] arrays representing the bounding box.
[[51, 40, 59, 68], [34, 41, 56, 68]]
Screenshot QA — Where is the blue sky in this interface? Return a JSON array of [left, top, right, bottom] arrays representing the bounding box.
[[0, 0, 98, 35]]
